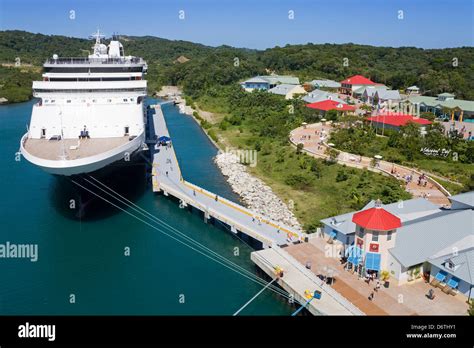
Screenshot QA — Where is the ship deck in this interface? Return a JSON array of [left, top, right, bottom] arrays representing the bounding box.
[[23, 136, 130, 161]]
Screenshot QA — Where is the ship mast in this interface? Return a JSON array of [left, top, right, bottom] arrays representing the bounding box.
[[90, 29, 105, 56]]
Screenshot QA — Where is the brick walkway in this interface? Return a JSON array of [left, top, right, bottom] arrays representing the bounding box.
[[285, 236, 468, 315]]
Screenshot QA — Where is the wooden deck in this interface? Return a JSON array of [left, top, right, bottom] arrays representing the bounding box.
[[23, 136, 129, 161]]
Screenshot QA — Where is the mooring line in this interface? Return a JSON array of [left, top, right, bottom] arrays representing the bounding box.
[[233, 278, 278, 316]]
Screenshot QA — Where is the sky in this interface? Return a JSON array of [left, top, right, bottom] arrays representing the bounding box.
[[0, 0, 472, 49]]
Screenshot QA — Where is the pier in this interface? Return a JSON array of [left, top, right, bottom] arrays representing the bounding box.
[[146, 104, 366, 315], [251, 245, 365, 315], [147, 104, 305, 248]]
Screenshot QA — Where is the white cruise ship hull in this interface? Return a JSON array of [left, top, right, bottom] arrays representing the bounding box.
[[21, 32, 149, 177], [20, 132, 145, 176]]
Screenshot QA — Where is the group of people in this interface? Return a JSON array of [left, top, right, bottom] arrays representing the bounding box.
[[299, 134, 312, 141], [417, 173, 429, 187], [403, 172, 414, 185], [365, 272, 382, 301]]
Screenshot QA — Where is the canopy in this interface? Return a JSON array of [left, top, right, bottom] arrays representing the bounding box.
[[346, 245, 363, 265], [365, 252, 381, 271], [435, 270, 447, 282], [367, 114, 432, 127], [158, 136, 171, 142], [447, 277, 459, 289]]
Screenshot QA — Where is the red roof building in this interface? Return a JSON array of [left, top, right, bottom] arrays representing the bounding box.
[[367, 114, 432, 128], [306, 100, 356, 112], [352, 207, 402, 231], [340, 75, 377, 95], [340, 75, 376, 86]]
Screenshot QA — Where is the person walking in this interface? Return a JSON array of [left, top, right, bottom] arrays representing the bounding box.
[[368, 291, 374, 301]]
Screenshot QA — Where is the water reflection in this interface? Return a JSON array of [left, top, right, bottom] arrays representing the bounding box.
[[50, 159, 147, 220]]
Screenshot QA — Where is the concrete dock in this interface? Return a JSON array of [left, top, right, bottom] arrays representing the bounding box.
[[147, 104, 364, 315], [148, 105, 304, 247], [251, 246, 365, 315]]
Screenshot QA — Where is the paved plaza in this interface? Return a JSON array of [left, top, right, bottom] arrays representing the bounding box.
[[285, 236, 469, 315]]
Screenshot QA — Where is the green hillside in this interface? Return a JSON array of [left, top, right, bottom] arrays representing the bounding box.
[[1, 30, 473, 104]]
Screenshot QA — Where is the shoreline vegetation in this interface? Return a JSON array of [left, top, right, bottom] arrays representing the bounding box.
[[159, 86, 412, 232], [2, 30, 474, 105], [157, 87, 303, 231]]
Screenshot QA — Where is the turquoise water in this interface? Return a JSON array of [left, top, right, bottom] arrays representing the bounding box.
[[0, 99, 293, 315]]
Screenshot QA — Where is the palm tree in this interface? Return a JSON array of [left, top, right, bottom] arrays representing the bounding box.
[[441, 106, 453, 120]]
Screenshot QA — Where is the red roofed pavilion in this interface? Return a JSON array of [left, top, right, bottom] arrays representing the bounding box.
[[306, 99, 356, 112], [367, 114, 432, 129], [352, 206, 402, 231]]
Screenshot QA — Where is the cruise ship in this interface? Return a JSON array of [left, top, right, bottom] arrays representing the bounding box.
[[20, 31, 148, 176]]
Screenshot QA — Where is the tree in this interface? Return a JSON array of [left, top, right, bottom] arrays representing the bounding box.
[[325, 109, 339, 121], [325, 147, 339, 163], [424, 123, 447, 151], [296, 143, 304, 154], [420, 112, 436, 121], [468, 299, 474, 316], [336, 169, 349, 182], [399, 122, 422, 161], [310, 159, 322, 178]]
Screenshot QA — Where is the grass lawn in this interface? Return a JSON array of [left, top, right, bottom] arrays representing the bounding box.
[[405, 159, 472, 187], [208, 121, 411, 231], [330, 128, 473, 187]]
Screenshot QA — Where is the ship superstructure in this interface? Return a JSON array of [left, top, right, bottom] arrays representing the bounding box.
[[20, 30, 148, 175]]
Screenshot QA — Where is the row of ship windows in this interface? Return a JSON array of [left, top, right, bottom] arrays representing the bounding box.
[[39, 126, 134, 138], [34, 88, 146, 93], [42, 97, 138, 104]]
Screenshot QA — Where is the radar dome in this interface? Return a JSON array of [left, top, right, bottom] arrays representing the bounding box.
[[98, 44, 107, 54], [52, 54, 58, 60]]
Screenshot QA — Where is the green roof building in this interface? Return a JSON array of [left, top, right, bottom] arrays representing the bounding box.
[[408, 93, 474, 121]]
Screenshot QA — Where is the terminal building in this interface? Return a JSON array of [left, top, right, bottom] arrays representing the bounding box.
[[320, 192, 474, 299]]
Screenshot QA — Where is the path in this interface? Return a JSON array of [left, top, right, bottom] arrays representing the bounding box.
[[290, 123, 451, 206]]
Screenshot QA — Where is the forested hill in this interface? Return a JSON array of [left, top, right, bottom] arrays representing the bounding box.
[[1, 30, 473, 103]]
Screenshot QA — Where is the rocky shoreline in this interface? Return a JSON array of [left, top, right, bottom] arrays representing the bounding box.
[[158, 85, 304, 231], [214, 152, 303, 232]]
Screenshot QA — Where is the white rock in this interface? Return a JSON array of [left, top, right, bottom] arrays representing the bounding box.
[[214, 152, 303, 232]]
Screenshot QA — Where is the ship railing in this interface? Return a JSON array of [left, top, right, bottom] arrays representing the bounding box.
[[45, 57, 145, 65]]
